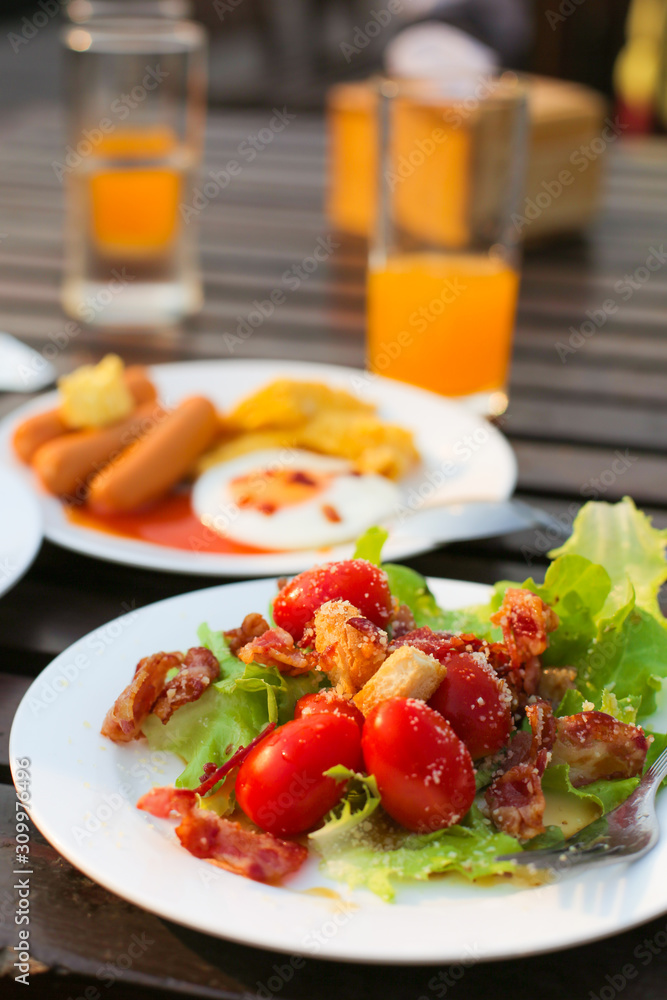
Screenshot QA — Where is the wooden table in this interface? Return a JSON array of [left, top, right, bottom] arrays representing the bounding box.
[[1, 104, 666, 999]]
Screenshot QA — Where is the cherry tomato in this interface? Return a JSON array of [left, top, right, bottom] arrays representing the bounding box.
[[362, 698, 475, 833], [429, 652, 512, 760], [273, 559, 393, 641], [294, 690, 365, 730], [235, 714, 363, 836]]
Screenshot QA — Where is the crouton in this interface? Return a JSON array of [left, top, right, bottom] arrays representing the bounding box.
[[353, 644, 447, 717], [313, 599, 387, 698]]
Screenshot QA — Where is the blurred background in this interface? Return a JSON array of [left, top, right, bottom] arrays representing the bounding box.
[[0, 0, 661, 123]]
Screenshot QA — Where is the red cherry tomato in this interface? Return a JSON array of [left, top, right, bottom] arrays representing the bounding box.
[[235, 714, 363, 836], [273, 559, 393, 641], [362, 698, 475, 833], [294, 690, 365, 730], [429, 652, 512, 760]]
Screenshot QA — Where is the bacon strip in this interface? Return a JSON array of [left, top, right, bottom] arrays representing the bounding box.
[[137, 783, 306, 883], [237, 625, 314, 675], [551, 711, 649, 787], [152, 646, 220, 723], [485, 698, 555, 840], [224, 613, 270, 654], [137, 785, 196, 818], [490, 588, 558, 669], [101, 651, 184, 742], [175, 808, 307, 883]]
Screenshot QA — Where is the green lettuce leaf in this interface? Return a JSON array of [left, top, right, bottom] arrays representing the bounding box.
[[353, 526, 388, 565], [383, 563, 497, 637], [549, 496, 667, 622], [309, 767, 380, 851], [311, 803, 520, 902], [489, 555, 611, 667], [143, 625, 322, 787], [542, 763, 640, 817], [555, 687, 640, 724]]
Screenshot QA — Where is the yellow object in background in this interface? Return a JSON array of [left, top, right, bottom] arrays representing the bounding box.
[[327, 77, 606, 243], [89, 127, 181, 256], [58, 354, 134, 428], [326, 84, 470, 246], [367, 253, 519, 399]]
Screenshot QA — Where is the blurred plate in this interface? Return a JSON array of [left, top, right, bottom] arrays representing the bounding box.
[[0, 465, 42, 597], [0, 359, 516, 576]]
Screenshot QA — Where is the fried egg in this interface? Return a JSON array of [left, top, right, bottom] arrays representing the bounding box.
[[191, 448, 400, 550]]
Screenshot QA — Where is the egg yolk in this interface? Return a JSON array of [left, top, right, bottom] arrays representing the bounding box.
[[229, 467, 331, 516]]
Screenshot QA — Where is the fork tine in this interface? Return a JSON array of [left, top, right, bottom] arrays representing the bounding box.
[[645, 744, 667, 786]]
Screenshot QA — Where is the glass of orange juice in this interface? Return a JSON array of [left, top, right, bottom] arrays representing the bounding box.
[[61, 18, 207, 326], [367, 74, 527, 416]]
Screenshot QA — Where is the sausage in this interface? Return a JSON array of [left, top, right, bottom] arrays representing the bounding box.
[[12, 365, 157, 463], [32, 400, 166, 499], [87, 396, 219, 512]]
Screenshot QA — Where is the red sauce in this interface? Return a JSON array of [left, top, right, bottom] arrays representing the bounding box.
[[65, 491, 275, 555]]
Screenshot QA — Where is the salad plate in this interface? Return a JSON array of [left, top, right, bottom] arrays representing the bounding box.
[[0, 358, 516, 576], [10, 571, 667, 964]]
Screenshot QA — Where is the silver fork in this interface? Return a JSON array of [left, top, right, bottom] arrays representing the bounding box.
[[496, 745, 667, 874]]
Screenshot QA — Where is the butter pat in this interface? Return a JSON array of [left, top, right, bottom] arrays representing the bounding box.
[[59, 354, 134, 428]]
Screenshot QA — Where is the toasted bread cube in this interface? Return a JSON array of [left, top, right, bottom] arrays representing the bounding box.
[[313, 599, 387, 698], [353, 645, 446, 717]]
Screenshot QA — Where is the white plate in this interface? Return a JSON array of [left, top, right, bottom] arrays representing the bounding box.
[[0, 360, 516, 576], [10, 577, 667, 964], [0, 465, 42, 598]]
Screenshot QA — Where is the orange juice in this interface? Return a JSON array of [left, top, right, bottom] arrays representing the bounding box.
[[368, 253, 519, 400], [89, 127, 181, 257]]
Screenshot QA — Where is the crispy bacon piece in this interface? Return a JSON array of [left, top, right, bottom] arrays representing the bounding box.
[[137, 783, 307, 882], [224, 613, 270, 654], [490, 588, 558, 669], [551, 711, 649, 787], [152, 646, 220, 723], [175, 808, 308, 883], [101, 651, 184, 743], [313, 600, 388, 697], [237, 625, 314, 675], [485, 698, 555, 840], [137, 785, 196, 818]]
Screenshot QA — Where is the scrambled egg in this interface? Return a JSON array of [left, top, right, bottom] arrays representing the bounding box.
[[59, 354, 134, 429], [197, 379, 418, 480]]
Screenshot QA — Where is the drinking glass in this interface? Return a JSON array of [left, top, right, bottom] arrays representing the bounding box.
[[61, 17, 207, 327], [367, 74, 528, 416]]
